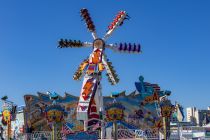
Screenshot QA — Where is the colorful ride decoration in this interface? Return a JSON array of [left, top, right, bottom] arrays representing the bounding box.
[[1, 97, 17, 139], [2, 109, 11, 125], [1, 101, 16, 125], [105, 101, 125, 140], [45, 105, 65, 124], [43, 92, 67, 140], [105, 102, 125, 122], [135, 75, 177, 139], [23, 75, 177, 139], [2, 108, 12, 139], [133, 75, 175, 137], [44, 92, 66, 124], [160, 99, 175, 118], [159, 99, 175, 139], [58, 8, 141, 130], [24, 92, 83, 132]]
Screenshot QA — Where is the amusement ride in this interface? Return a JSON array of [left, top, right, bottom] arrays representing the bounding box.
[[58, 8, 141, 131]]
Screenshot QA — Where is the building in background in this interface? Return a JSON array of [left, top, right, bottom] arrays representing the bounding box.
[[186, 107, 210, 127], [195, 109, 210, 126], [186, 107, 197, 124]]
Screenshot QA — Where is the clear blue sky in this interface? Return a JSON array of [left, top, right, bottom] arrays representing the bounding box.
[[0, 0, 210, 110]]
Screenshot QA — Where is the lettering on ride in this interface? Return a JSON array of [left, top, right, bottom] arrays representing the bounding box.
[[32, 131, 51, 139]]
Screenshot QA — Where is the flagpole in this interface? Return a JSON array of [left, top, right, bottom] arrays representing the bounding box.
[[113, 120, 118, 140]]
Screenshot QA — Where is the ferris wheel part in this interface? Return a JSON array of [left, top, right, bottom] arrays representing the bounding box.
[[103, 10, 129, 41], [106, 43, 141, 53], [102, 55, 119, 85], [80, 8, 97, 34]]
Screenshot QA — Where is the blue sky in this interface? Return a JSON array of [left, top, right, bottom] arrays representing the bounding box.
[[0, 0, 210, 110]]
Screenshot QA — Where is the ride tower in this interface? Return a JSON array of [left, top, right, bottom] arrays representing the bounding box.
[[58, 8, 141, 131]]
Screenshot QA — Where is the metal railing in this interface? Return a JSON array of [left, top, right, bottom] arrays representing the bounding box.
[[16, 131, 52, 140], [11, 128, 210, 140]]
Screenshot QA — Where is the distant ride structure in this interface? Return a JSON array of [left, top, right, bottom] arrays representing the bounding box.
[[1, 96, 17, 140], [58, 8, 141, 131]]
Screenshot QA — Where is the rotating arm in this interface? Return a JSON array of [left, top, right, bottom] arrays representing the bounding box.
[[80, 8, 98, 39], [103, 10, 130, 41], [102, 54, 119, 85], [58, 39, 92, 48], [73, 59, 89, 80], [106, 43, 141, 53]]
